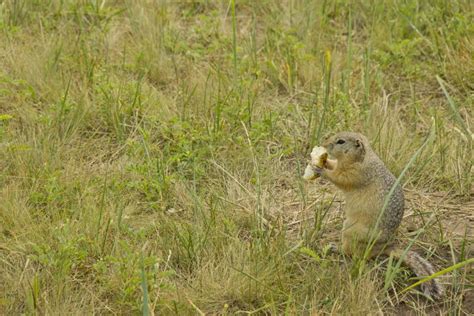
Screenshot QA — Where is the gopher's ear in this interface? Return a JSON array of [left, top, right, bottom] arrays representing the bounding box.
[[355, 139, 366, 161]]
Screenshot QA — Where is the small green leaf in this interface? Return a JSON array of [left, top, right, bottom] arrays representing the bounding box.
[[299, 246, 320, 262], [401, 257, 474, 294], [0, 114, 13, 121]]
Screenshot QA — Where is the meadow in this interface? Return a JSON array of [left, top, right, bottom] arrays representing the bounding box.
[[0, 0, 472, 314]]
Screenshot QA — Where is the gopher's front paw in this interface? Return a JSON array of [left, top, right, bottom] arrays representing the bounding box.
[[313, 166, 325, 177]]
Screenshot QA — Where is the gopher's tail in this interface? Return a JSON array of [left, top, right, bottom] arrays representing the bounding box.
[[389, 248, 444, 300]]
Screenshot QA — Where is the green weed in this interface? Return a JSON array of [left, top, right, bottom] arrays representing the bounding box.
[[0, 0, 472, 314]]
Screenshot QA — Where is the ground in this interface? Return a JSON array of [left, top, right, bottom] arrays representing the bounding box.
[[0, 1, 472, 314]]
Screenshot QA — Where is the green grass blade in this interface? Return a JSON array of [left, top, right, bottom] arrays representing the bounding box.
[[141, 254, 150, 316], [400, 257, 474, 294], [436, 75, 472, 138]]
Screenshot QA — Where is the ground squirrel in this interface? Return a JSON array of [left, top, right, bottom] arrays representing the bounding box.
[[314, 131, 443, 300]]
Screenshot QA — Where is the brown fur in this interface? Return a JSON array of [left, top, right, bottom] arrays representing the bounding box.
[[319, 132, 444, 300]]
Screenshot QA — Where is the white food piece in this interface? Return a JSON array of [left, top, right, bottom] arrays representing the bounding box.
[[302, 146, 328, 181], [303, 164, 317, 180], [310, 146, 328, 168]]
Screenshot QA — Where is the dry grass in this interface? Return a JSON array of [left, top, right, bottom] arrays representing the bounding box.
[[0, 0, 472, 314]]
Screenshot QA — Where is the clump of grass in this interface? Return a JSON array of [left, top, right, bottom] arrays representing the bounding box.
[[0, 0, 472, 314]]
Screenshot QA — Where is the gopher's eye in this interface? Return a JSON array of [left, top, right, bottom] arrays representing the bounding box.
[[336, 139, 345, 144]]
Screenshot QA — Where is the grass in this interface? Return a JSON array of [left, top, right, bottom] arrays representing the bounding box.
[[0, 0, 472, 314]]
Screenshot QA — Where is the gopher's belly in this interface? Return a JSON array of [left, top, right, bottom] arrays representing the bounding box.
[[343, 184, 383, 230], [341, 184, 391, 254]]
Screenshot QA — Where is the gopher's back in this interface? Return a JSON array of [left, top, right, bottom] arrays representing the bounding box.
[[369, 155, 405, 236]]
